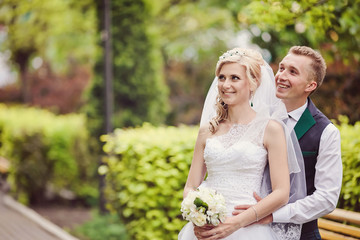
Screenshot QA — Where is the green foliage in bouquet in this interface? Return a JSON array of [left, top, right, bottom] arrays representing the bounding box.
[[335, 116, 360, 211], [0, 104, 97, 205], [194, 197, 209, 213], [101, 123, 198, 240]]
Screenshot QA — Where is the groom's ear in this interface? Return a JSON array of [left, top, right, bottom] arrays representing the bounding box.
[[304, 81, 317, 93]]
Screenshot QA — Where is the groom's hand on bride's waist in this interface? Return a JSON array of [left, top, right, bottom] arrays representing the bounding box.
[[232, 192, 273, 225]]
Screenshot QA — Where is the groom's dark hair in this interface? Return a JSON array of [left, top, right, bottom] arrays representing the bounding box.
[[288, 46, 326, 90]]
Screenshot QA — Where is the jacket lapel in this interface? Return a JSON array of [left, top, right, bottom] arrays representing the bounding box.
[[294, 99, 316, 140]]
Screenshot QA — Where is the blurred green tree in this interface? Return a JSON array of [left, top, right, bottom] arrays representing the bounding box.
[[0, 0, 97, 102], [85, 0, 170, 137], [184, 0, 358, 64], [234, 0, 360, 122], [156, 0, 360, 123], [147, 0, 237, 125]]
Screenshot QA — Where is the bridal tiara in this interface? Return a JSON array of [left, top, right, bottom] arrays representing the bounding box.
[[218, 50, 246, 60]]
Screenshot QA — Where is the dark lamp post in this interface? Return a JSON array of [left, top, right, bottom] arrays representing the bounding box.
[[99, 0, 113, 214]]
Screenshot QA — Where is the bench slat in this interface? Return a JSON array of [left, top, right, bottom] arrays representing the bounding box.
[[319, 228, 359, 240], [323, 208, 360, 226], [319, 218, 360, 238]]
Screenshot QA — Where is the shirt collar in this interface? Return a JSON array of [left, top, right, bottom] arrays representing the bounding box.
[[288, 99, 308, 122]]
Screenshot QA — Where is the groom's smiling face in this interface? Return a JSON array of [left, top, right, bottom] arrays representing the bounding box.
[[275, 54, 317, 104]]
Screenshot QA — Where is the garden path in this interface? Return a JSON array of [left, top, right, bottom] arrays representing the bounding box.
[[0, 192, 79, 240]]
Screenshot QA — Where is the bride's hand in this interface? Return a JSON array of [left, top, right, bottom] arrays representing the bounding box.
[[194, 224, 214, 239], [196, 217, 241, 240]]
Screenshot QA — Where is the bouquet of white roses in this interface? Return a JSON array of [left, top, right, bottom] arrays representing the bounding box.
[[181, 187, 226, 227]]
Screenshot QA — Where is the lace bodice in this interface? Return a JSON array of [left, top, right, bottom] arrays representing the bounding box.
[[202, 115, 269, 215], [197, 115, 302, 240]]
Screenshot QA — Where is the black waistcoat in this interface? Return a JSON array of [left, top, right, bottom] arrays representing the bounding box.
[[294, 98, 331, 235]]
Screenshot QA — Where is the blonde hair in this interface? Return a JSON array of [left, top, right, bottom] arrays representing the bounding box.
[[288, 46, 326, 90], [210, 48, 264, 133]]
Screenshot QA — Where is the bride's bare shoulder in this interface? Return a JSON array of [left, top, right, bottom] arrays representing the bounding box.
[[265, 119, 283, 132], [197, 123, 214, 140], [264, 119, 285, 143]]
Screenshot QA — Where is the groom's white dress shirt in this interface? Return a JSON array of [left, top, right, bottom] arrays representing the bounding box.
[[273, 100, 343, 224]]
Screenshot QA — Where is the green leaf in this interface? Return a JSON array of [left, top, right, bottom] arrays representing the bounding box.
[[194, 197, 209, 212]]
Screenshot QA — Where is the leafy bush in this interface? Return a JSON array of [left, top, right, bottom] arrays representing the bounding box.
[[335, 116, 360, 211], [73, 212, 128, 240], [0, 104, 97, 205], [101, 123, 197, 240]]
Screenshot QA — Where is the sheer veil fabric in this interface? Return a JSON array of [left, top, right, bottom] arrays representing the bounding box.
[[199, 62, 306, 239]]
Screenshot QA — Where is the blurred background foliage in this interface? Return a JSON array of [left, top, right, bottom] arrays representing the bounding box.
[[0, 0, 98, 103], [101, 124, 198, 240], [0, 104, 97, 206], [1, 0, 359, 128], [0, 0, 360, 239]]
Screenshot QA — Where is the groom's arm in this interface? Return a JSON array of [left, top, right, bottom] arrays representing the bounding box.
[[273, 124, 342, 224]]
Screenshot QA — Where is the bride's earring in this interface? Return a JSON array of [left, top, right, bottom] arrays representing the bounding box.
[[250, 91, 254, 107], [218, 96, 228, 110]]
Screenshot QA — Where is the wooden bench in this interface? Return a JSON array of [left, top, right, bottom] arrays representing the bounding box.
[[319, 208, 360, 240], [0, 156, 10, 193]]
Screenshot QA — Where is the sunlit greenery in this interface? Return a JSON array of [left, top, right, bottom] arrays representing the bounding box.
[[1, 0, 360, 124], [73, 211, 128, 240], [85, 0, 169, 138], [238, 0, 360, 62], [0, 0, 97, 70], [0, 104, 97, 205], [335, 116, 360, 211], [0, 0, 97, 102], [101, 123, 198, 240], [0, 2, 360, 239]]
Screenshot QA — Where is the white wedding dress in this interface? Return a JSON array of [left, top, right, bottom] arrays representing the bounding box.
[[178, 113, 281, 239]]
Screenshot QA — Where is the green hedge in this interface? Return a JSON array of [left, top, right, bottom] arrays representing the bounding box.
[[101, 123, 197, 240], [101, 118, 360, 239], [73, 211, 128, 240], [335, 116, 360, 211], [0, 104, 97, 205]]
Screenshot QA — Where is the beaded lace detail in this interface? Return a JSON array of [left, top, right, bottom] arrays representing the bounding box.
[[203, 115, 269, 215], [216, 122, 265, 149], [271, 223, 302, 240]]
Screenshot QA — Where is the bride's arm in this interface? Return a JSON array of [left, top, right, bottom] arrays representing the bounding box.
[[232, 120, 290, 224], [183, 125, 210, 198], [197, 120, 290, 239], [255, 119, 290, 219]]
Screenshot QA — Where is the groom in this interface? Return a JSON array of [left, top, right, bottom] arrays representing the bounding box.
[[234, 46, 343, 240]]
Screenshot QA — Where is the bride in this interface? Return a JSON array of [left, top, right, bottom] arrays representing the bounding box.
[[178, 48, 305, 239]]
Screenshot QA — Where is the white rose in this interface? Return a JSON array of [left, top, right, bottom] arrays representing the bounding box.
[[191, 211, 207, 226], [210, 217, 220, 226]]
